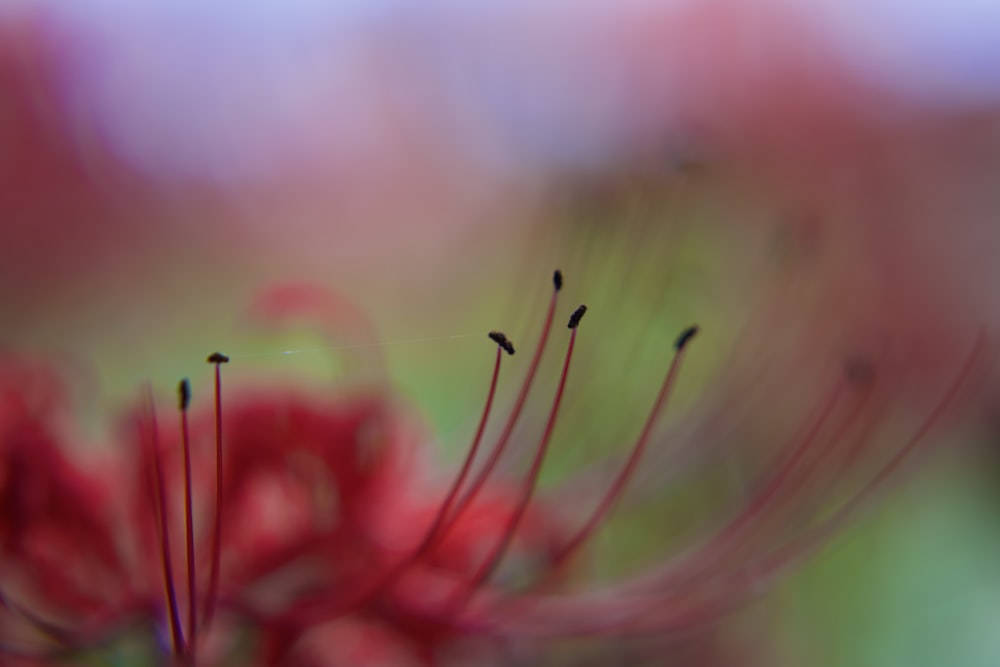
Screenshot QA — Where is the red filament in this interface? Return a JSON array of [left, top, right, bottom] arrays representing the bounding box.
[[449, 311, 583, 611], [141, 388, 185, 656], [202, 353, 228, 632], [547, 324, 698, 573], [178, 379, 197, 657], [435, 278, 561, 543]]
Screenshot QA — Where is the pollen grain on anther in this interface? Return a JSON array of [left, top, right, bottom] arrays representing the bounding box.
[[489, 331, 516, 356]]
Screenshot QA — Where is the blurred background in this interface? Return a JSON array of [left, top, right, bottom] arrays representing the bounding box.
[[2, 0, 1000, 665]]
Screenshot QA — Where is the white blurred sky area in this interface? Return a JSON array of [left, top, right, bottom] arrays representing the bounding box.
[[4, 0, 1000, 189]]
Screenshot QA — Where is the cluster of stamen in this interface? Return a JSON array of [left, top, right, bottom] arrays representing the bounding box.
[[4, 269, 984, 663], [275, 271, 700, 634], [140, 353, 228, 663]]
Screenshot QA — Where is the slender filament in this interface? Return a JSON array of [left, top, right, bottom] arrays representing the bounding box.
[[286, 338, 509, 627], [547, 326, 697, 572], [178, 381, 197, 656], [202, 354, 228, 631], [448, 323, 580, 612], [436, 284, 560, 545], [142, 389, 185, 656], [423, 344, 506, 545]]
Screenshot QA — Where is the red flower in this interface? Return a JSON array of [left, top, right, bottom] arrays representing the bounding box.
[[0, 354, 137, 645], [0, 274, 987, 666]]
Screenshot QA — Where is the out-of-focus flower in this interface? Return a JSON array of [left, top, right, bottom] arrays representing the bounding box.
[[0, 284, 566, 665], [2, 0, 1000, 665], [0, 274, 987, 665], [4, 0, 1000, 330]]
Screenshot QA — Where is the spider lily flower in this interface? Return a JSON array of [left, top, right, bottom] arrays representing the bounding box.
[[0, 271, 988, 666], [0, 3, 996, 666], [0, 278, 573, 665]]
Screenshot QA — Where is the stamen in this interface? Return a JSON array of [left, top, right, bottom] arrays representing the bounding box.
[[422, 335, 512, 545], [437, 273, 563, 537], [206, 352, 231, 365], [726, 332, 987, 591], [725, 384, 847, 534], [140, 387, 184, 656], [202, 353, 229, 632], [448, 307, 585, 611], [758, 360, 879, 515], [488, 331, 516, 356], [178, 379, 191, 411], [677, 372, 850, 579], [674, 325, 699, 351], [587, 361, 882, 617], [290, 304, 577, 628], [288, 293, 587, 626], [546, 324, 698, 573], [851, 335, 985, 496], [659, 366, 877, 597], [289, 333, 515, 626], [178, 379, 197, 657]]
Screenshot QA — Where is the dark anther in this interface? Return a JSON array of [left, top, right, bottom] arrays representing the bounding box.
[[553, 270, 563, 292], [568, 305, 587, 329], [844, 357, 876, 386], [207, 352, 230, 365], [489, 331, 516, 356], [674, 325, 699, 351], [178, 379, 192, 411]]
